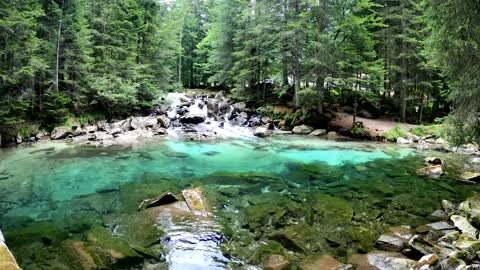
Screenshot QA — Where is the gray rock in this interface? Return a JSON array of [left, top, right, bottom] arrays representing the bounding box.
[[157, 115, 171, 128], [359, 109, 373, 119], [273, 130, 293, 135], [470, 157, 480, 164], [72, 127, 84, 137], [254, 127, 270, 138], [97, 120, 110, 131], [451, 215, 478, 239], [239, 112, 248, 119], [435, 138, 446, 145], [376, 226, 413, 252], [84, 125, 98, 133], [442, 200, 457, 216], [309, 129, 327, 136], [429, 210, 448, 220], [50, 126, 72, 140], [261, 116, 272, 124], [131, 116, 157, 130], [397, 137, 413, 144], [233, 102, 247, 111], [179, 114, 206, 124], [292, 125, 313, 134], [35, 130, 50, 140], [327, 131, 338, 140], [110, 128, 123, 136]]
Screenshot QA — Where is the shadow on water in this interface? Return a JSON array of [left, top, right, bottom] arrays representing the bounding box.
[[0, 137, 478, 269]]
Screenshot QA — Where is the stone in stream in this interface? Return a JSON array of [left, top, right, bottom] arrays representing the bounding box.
[[264, 254, 289, 270], [254, 126, 271, 137], [157, 115, 171, 128], [424, 157, 443, 165], [397, 137, 413, 144], [416, 165, 443, 178], [182, 187, 211, 218], [413, 254, 439, 269], [376, 226, 414, 252], [299, 254, 349, 270], [450, 215, 478, 239], [460, 172, 480, 182], [442, 199, 457, 216], [349, 251, 415, 270]]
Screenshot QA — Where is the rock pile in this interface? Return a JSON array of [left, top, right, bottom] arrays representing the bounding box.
[[363, 194, 480, 269]]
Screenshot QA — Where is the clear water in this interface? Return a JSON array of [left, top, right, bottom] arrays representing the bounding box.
[[0, 136, 477, 269]]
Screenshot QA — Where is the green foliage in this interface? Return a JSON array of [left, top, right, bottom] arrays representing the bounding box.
[[76, 113, 105, 126], [297, 88, 319, 109], [351, 126, 371, 138], [384, 125, 408, 141], [18, 126, 34, 139], [409, 125, 446, 139]]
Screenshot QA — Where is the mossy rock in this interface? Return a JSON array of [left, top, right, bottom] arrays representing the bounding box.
[[85, 226, 143, 267], [270, 223, 325, 254], [119, 182, 180, 211], [5, 222, 68, 246], [310, 193, 353, 227]]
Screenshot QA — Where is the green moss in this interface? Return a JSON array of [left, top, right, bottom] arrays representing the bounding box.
[[384, 125, 408, 141]]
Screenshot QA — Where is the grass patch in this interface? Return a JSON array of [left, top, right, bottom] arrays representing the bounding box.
[[409, 125, 446, 138], [384, 125, 407, 141]]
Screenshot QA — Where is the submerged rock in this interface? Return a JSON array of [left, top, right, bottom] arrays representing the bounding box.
[[460, 172, 480, 182], [264, 254, 289, 270], [349, 251, 415, 270], [416, 165, 443, 178], [376, 226, 413, 252], [299, 255, 347, 270]]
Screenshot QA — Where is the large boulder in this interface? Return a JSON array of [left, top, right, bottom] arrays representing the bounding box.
[[327, 131, 338, 140], [51, 126, 72, 140], [254, 126, 271, 138], [264, 254, 289, 270], [0, 230, 21, 270], [233, 102, 247, 111], [179, 114, 206, 124], [292, 125, 313, 135], [131, 117, 157, 130]]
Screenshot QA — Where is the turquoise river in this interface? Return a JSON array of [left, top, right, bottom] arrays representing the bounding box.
[[0, 136, 478, 269]]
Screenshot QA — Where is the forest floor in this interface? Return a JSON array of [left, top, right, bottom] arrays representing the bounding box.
[[332, 113, 417, 137]]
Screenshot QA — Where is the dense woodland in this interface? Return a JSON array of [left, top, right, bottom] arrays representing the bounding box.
[[0, 0, 479, 143]]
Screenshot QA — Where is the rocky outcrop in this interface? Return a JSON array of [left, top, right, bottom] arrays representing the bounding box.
[[368, 195, 480, 270], [130, 116, 157, 130], [51, 126, 72, 140], [460, 172, 480, 182]]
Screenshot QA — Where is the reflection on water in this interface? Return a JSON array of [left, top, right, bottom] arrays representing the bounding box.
[[0, 136, 477, 269]]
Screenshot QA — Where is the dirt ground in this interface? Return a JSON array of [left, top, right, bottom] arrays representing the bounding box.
[[331, 113, 417, 137]]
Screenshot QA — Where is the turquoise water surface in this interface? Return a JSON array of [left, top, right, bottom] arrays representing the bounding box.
[[0, 136, 477, 269]]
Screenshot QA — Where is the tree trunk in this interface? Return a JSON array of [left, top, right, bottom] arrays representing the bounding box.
[[55, 0, 64, 92], [399, 4, 408, 123], [293, 0, 300, 108]]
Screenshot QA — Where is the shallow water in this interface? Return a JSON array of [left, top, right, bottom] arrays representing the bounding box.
[[0, 136, 477, 269]]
